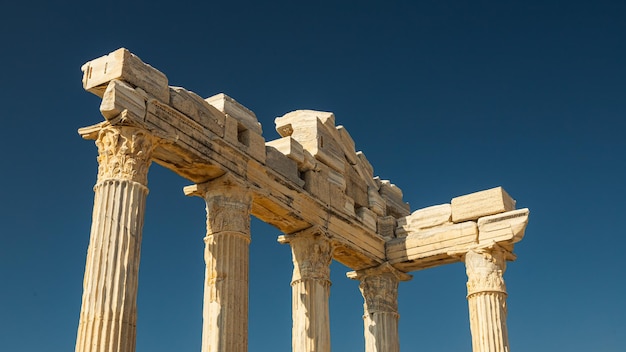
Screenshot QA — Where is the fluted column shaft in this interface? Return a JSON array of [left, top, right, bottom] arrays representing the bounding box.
[[76, 126, 156, 352], [347, 263, 412, 352], [279, 228, 333, 352], [464, 247, 510, 352], [187, 177, 252, 352]]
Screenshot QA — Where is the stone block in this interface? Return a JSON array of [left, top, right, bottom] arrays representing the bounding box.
[[379, 180, 410, 217], [331, 187, 352, 215], [266, 137, 305, 165], [239, 129, 266, 163], [302, 163, 347, 209], [356, 151, 374, 179], [302, 167, 330, 206], [367, 186, 386, 216], [266, 137, 317, 172], [265, 146, 305, 187], [274, 110, 345, 173], [377, 216, 396, 239], [327, 167, 348, 213], [219, 111, 266, 163], [387, 222, 478, 264], [205, 93, 262, 134], [336, 125, 357, 165], [477, 208, 529, 244], [343, 197, 356, 216], [395, 218, 410, 238], [328, 167, 346, 191], [451, 187, 516, 223], [99, 79, 145, 120], [146, 98, 195, 134], [169, 87, 225, 137], [275, 109, 335, 136], [401, 204, 452, 233], [345, 164, 369, 209], [356, 207, 377, 232], [82, 48, 169, 102], [223, 114, 239, 144]]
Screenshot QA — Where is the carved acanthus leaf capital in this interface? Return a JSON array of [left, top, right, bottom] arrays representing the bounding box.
[[95, 126, 157, 185], [464, 247, 508, 296], [189, 175, 252, 235], [348, 263, 411, 315], [361, 275, 399, 314], [205, 196, 251, 235], [280, 227, 333, 285]]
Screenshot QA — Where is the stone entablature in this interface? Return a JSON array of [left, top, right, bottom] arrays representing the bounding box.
[[76, 48, 530, 352], [390, 188, 528, 272]]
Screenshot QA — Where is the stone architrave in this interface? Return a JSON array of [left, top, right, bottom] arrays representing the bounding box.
[[77, 48, 533, 352], [184, 176, 252, 352], [464, 246, 511, 352], [347, 263, 412, 352], [75, 125, 156, 352], [278, 228, 334, 352]]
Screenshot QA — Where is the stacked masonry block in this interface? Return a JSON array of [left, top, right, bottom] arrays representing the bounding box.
[[82, 48, 265, 165], [388, 187, 529, 269], [270, 110, 410, 238], [83, 48, 412, 242]]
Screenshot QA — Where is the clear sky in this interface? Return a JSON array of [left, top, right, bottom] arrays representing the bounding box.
[[0, 1, 624, 351]]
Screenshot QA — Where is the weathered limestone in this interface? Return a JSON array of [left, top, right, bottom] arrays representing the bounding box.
[[388, 185, 528, 273], [75, 125, 156, 352], [81, 49, 391, 268], [396, 204, 452, 236], [478, 209, 529, 244], [387, 221, 479, 269], [184, 176, 252, 352], [82, 48, 169, 102], [265, 145, 305, 187], [347, 263, 412, 352], [278, 228, 334, 352], [451, 187, 515, 223], [100, 79, 146, 121], [464, 246, 512, 352], [77, 48, 533, 352], [275, 110, 345, 173], [377, 179, 410, 218], [169, 87, 226, 137], [206, 93, 262, 134]]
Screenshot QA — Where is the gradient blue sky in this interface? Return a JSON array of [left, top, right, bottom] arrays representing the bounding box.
[[1, 1, 625, 351]]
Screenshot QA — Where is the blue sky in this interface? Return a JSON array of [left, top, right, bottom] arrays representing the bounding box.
[[0, 1, 625, 351]]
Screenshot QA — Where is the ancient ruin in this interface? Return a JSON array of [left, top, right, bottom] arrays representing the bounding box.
[[75, 48, 529, 352]]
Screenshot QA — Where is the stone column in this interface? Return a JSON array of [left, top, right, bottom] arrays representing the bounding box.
[[185, 175, 252, 352], [278, 227, 334, 352], [76, 126, 156, 352], [347, 263, 412, 352], [464, 246, 511, 352]]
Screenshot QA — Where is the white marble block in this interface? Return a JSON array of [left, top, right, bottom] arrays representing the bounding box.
[[336, 125, 358, 165], [82, 48, 169, 102], [478, 208, 529, 244], [398, 204, 452, 234], [265, 145, 305, 187], [275, 110, 345, 173], [206, 93, 262, 134], [100, 79, 146, 120], [451, 186, 515, 223], [378, 180, 410, 217], [169, 87, 225, 137]]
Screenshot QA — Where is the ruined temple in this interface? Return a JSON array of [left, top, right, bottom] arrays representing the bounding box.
[[75, 48, 529, 352]]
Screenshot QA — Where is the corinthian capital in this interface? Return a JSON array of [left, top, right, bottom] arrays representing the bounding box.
[[348, 263, 412, 315], [464, 247, 508, 296], [279, 227, 333, 285], [184, 174, 252, 235], [95, 126, 156, 184]]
